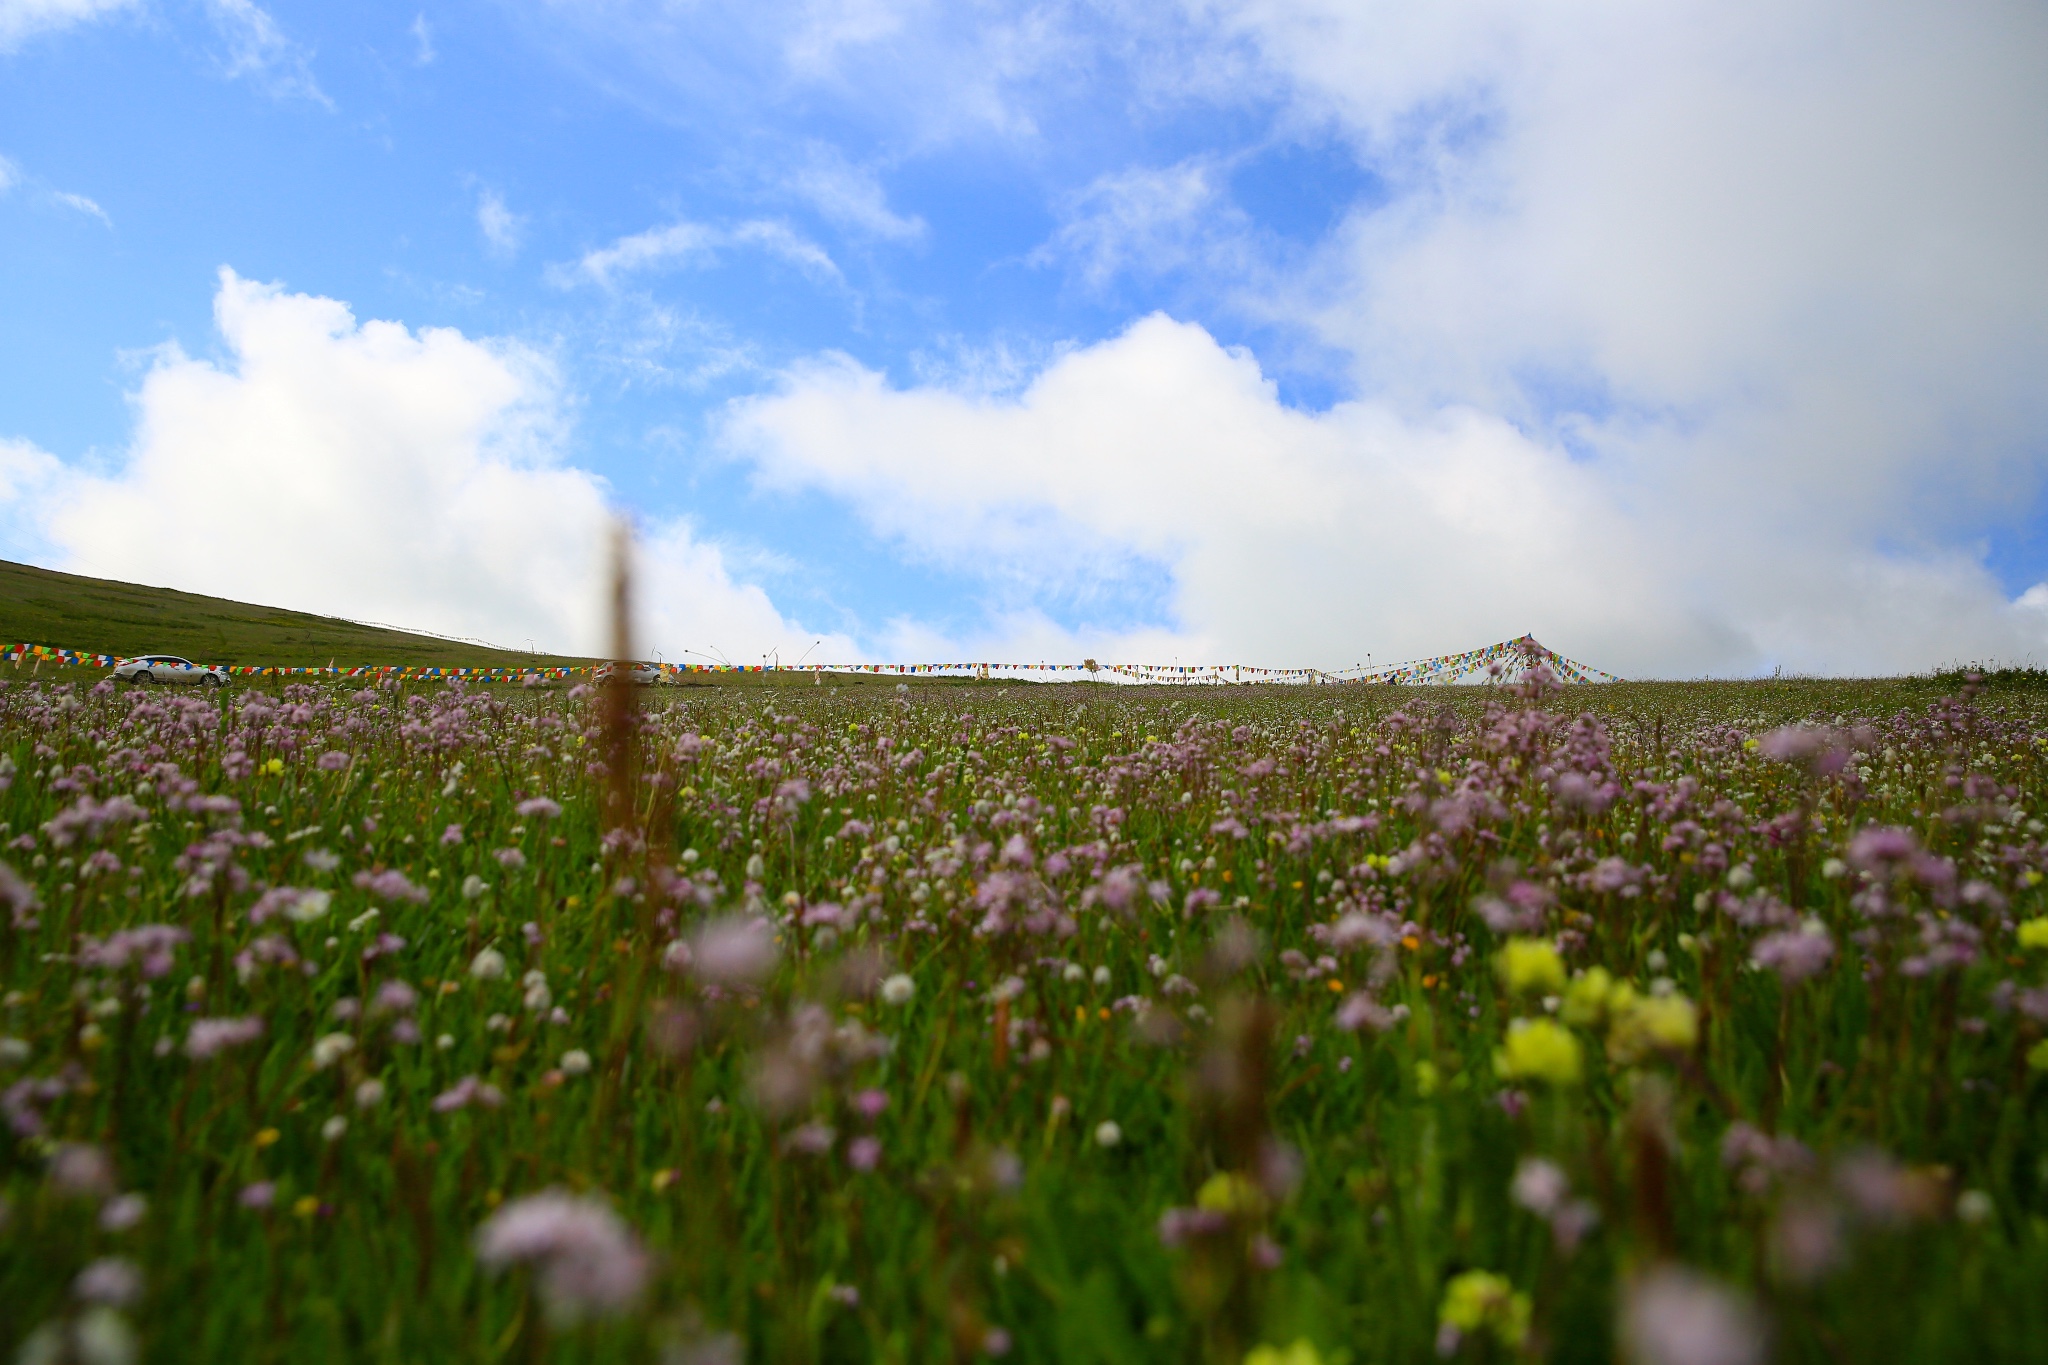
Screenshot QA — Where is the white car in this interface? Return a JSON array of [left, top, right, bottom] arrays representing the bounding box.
[[593, 661, 665, 686], [113, 655, 229, 687]]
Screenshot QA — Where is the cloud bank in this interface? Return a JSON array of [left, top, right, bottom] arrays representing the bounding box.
[[2, 270, 845, 664]]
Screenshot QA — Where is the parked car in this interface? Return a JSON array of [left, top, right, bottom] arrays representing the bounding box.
[[113, 655, 229, 687], [593, 662, 666, 686]]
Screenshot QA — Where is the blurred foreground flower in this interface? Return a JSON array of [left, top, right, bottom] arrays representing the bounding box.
[[475, 1188, 648, 1323], [1620, 1265, 1764, 1365]]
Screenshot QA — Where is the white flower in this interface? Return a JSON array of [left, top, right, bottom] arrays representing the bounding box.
[[354, 1079, 386, 1108], [880, 974, 916, 1006], [284, 889, 332, 924], [436, 1033, 456, 1051], [461, 874, 489, 901], [1093, 1121, 1122, 1148], [1062, 963, 1085, 983], [560, 1049, 592, 1076], [321, 1116, 349, 1142], [523, 970, 552, 1012], [1092, 966, 1112, 987], [310, 1033, 356, 1070], [469, 947, 507, 981]]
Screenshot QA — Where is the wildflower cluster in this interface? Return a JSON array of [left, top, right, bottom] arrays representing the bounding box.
[[0, 668, 2044, 1360]]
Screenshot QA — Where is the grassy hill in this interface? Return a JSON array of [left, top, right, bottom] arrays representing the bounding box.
[[0, 559, 591, 669]]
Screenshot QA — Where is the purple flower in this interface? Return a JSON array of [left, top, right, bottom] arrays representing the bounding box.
[[1157, 1206, 1229, 1246], [373, 979, 419, 1015], [1751, 926, 1834, 985], [99, 1192, 147, 1231], [239, 1181, 277, 1210], [689, 916, 778, 986], [186, 1016, 265, 1060], [48, 1143, 115, 1197], [440, 824, 464, 846], [352, 869, 429, 904], [1847, 826, 1919, 874], [77, 924, 189, 979], [493, 847, 527, 869], [847, 1135, 882, 1171], [474, 1189, 648, 1322], [1619, 1266, 1763, 1365], [432, 1075, 506, 1113], [315, 751, 352, 771], [73, 1258, 143, 1307], [1, 860, 42, 929], [515, 797, 562, 820]]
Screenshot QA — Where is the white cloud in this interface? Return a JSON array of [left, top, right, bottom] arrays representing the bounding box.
[[724, 312, 2048, 676], [0, 270, 846, 662], [204, 0, 330, 106], [410, 12, 435, 65], [554, 218, 841, 290], [1039, 156, 1243, 290], [476, 187, 524, 260], [0, 0, 135, 53], [0, 154, 17, 194], [0, 436, 68, 563], [782, 142, 925, 241], [52, 190, 109, 226]]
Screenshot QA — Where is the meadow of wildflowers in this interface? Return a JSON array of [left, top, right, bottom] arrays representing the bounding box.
[[2, 665, 2046, 1363]]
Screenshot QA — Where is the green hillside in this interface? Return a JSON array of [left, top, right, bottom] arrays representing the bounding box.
[[0, 558, 591, 669]]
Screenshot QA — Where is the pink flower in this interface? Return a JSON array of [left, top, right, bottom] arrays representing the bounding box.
[[48, 1143, 115, 1197], [441, 824, 464, 846], [847, 1136, 882, 1171], [1750, 927, 1834, 985], [186, 1016, 265, 1060], [515, 797, 562, 820], [689, 916, 778, 986], [1619, 1266, 1763, 1365], [474, 1189, 648, 1322], [432, 1076, 505, 1113], [352, 869, 429, 904]]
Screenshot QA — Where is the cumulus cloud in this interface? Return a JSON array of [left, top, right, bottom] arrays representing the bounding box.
[[0, 270, 844, 663], [0, 0, 136, 53], [724, 312, 2048, 677], [553, 218, 841, 291]]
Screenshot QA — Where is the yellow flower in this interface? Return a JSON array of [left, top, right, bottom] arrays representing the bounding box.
[[254, 1127, 281, 1149], [292, 1195, 319, 1220], [1196, 1171, 1265, 1218], [261, 757, 285, 776], [2017, 918, 2048, 951], [1496, 938, 1566, 994], [1245, 1341, 1323, 1365], [2028, 1039, 2048, 1071], [1608, 993, 1699, 1064], [1438, 1270, 1530, 1350], [1414, 1060, 1439, 1097], [1561, 967, 1634, 1027], [1494, 1017, 1583, 1086]]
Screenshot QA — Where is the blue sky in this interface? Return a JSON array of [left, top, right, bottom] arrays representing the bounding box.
[[4, 1, 2048, 675]]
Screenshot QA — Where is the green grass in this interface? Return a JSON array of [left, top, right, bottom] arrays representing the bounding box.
[[0, 558, 591, 670], [3, 673, 2046, 1363]]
